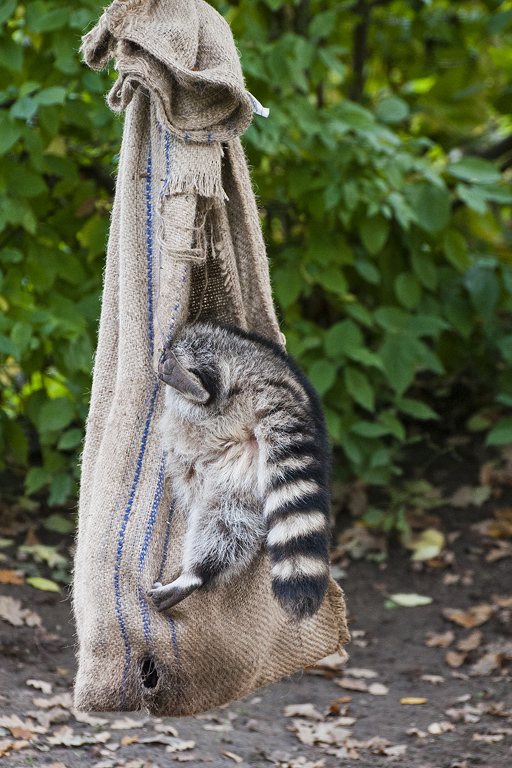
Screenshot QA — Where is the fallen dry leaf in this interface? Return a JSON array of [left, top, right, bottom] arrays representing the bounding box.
[[0, 596, 42, 628], [0, 739, 14, 756], [71, 709, 109, 726], [155, 722, 179, 736], [335, 678, 368, 692], [0, 715, 46, 738], [26, 708, 70, 729], [487, 508, 512, 538], [0, 569, 24, 585], [406, 727, 428, 738], [486, 541, 512, 562], [47, 725, 111, 747], [163, 739, 195, 753], [268, 754, 326, 768], [446, 651, 467, 668], [221, 751, 243, 763], [343, 667, 378, 679], [368, 683, 388, 696], [427, 721, 455, 735], [26, 679, 52, 695], [33, 693, 73, 709], [420, 674, 445, 684], [457, 631, 482, 653], [442, 604, 493, 628], [380, 744, 407, 757], [111, 716, 148, 729], [307, 650, 349, 676], [408, 529, 445, 561], [472, 733, 504, 743], [468, 641, 512, 677], [290, 719, 352, 748], [425, 630, 455, 647], [450, 485, 490, 508], [121, 734, 139, 746], [400, 697, 427, 705], [284, 704, 323, 721], [492, 595, 512, 608]]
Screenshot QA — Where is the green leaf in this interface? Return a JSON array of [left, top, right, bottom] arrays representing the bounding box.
[[0, 0, 16, 25], [397, 398, 439, 420], [10, 322, 31, 353], [354, 260, 381, 284], [57, 428, 83, 451], [379, 335, 421, 395], [375, 96, 409, 123], [447, 157, 502, 185], [0, 334, 20, 358], [486, 417, 512, 446], [34, 87, 67, 107], [48, 473, 73, 506], [407, 183, 450, 234], [43, 513, 75, 534], [346, 347, 384, 370], [0, 113, 21, 155], [464, 266, 500, 321], [309, 9, 337, 38], [38, 398, 74, 433], [374, 307, 447, 337], [359, 216, 389, 256], [456, 183, 488, 214], [273, 268, 302, 308], [443, 230, 470, 272], [25, 466, 50, 496], [411, 252, 438, 290], [20, 543, 67, 568], [308, 360, 337, 395], [350, 421, 391, 438], [3, 420, 29, 464], [10, 96, 38, 121], [379, 411, 405, 440], [325, 320, 363, 357], [344, 367, 375, 411], [26, 577, 60, 592], [313, 266, 348, 294], [394, 273, 421, 310], [388, 593, 432, 607]]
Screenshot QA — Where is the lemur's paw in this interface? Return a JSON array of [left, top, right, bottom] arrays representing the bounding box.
[[148, 576, 201, 612]]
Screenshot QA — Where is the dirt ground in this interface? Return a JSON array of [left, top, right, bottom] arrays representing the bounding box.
[[1, 453, 512, 768]]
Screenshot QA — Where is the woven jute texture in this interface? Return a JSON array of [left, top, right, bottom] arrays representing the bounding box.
[[74, 0, 349, 717]]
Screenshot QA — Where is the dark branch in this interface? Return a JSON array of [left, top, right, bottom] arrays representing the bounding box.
[[348, 1, 370, 103]]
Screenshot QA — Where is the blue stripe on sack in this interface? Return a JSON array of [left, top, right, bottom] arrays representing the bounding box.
[[146, 147, 154, 356], [116, 381, 159, 695], [136, 128, 186, 671], [138, 453, 166, 644], [115, 130, 158, 697], [157, 496, 177, 582]]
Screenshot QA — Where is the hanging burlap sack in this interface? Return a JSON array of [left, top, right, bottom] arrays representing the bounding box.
[[74, 0, 349, 717]]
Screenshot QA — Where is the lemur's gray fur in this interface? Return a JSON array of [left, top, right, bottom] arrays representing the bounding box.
[[148, 322, 330, 620]]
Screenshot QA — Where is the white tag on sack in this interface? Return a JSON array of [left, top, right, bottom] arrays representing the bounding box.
[[247, 91, 270, 118]]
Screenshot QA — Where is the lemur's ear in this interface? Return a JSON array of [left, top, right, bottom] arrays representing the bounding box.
[[158, 352, 209, 403]]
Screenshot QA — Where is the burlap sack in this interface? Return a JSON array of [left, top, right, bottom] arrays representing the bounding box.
[[74, 0, 349, 717]]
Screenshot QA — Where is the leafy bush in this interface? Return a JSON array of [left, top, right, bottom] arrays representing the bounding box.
[[1, 0, 512, 505], [0, 0, 121, 504]]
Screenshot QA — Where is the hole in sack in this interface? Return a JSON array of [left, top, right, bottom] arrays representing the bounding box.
[[140, 657, 159, 689]]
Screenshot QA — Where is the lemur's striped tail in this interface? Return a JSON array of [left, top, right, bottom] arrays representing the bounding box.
[[264, 440, 330, 620]]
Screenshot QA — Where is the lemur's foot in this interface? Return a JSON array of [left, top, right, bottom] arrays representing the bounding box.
[[148, 574, 202, 612]]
